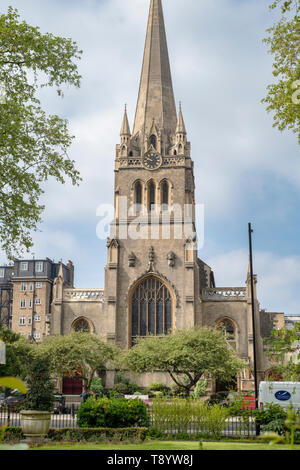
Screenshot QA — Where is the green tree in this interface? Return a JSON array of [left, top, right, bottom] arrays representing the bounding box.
[[0, 324, 33, 379], [264, 323, 300, 380], [37, 332, 117, 392], [263, 0, 300, 144], [90, 378, 104, 397], [0, 7, 82, 259], [22, 356, 54, 412], [125, 327, 245, 396]]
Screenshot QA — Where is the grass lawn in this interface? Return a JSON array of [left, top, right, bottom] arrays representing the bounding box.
[[33, 440, 300, 451]]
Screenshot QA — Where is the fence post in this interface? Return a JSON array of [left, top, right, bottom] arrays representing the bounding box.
[[7, 406, 10, 426]]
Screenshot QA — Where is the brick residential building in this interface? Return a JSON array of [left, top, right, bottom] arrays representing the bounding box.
[[0, 265, 13, 329], [0, 259, 73, 341]]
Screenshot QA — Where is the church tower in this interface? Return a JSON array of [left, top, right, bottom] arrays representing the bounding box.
[[46, 0, 268, 394], [104, 0, 213, 350]]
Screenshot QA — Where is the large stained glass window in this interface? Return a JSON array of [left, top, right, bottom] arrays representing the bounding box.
[[131, 276, 172, 345]]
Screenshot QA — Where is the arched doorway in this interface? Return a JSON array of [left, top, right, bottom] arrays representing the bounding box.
[[62, 375, 83, 396], [129, 275, 174, 346]]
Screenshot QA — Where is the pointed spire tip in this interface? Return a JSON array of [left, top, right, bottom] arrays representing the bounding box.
[[120, 104, 131, 136]]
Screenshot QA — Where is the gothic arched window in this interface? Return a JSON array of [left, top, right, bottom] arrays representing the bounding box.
[[131, 276, 173, 345], [150, 134, 157, 149], [73, 318, 91, 333], [135, 182, 142, 206], [217, 319, 236, 340], [162, 181, 169, 208], [148, 182, 156, 211]]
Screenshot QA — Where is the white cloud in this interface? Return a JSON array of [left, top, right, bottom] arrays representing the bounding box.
[[32, 230, 80, 258], [206, 249, 300, 315], [0, 0, 299, 316], [1, 0, 298, 222]]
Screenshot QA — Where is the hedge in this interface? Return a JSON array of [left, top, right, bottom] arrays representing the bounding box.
[[46, 427, 148, 443], [77, 397, 150, 428], [3, 426, 148, 444]]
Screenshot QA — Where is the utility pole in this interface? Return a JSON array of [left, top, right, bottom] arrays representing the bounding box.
[[248, 223, 259, 406], [248, 223, 260, 435]]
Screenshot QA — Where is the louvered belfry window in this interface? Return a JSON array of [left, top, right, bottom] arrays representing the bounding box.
[[131, 276, 172, 345], [150, 134, 157, 149], [162, 181, 169, 207], [136, 182, 142, 205]]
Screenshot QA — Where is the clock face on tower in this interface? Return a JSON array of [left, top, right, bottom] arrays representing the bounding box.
[[142, 153, 162, 170]]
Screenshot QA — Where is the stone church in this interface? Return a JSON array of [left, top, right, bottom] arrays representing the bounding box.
[[50, 0, 270, 392]]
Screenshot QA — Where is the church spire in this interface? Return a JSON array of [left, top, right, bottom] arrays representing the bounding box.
[[133, 0, 177, 140]]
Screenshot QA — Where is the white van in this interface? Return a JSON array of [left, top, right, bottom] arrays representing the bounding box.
[[259, 382, 300, 410]]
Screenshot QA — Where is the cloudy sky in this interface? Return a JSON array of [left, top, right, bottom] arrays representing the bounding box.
[[1, 0, 299, 315]]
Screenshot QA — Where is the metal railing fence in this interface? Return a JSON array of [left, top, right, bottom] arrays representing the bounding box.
[[0, 405, 80, 429], [0, 404, 258, 438]]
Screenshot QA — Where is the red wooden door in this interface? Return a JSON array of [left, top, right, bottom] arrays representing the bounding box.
[[62, 376, 83, 395]]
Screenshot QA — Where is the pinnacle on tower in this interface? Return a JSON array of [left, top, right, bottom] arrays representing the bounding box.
[[133, 0, 177, 140], [120, 105, 131, 137], [176, 102, 187, 135]]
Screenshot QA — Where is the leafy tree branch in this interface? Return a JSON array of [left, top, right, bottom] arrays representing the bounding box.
[[263, 0, 300, 143], [0, 7, 82, 258]]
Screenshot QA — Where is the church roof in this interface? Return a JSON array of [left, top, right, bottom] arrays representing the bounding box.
[[133, 0, 177, 138]]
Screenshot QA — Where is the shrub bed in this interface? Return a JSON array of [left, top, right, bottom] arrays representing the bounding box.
[[3, 426, 25, 442], [255, 403, 287, 434], [47, 427, 148, 443], [3, 426, 148, 444]]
